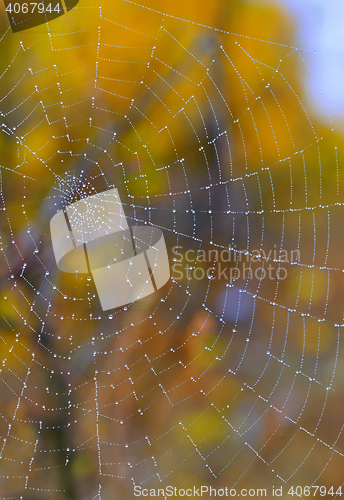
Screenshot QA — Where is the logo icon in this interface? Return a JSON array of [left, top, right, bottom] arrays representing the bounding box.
[[4, 0, 79, 33], [50, 188, 170, 310]]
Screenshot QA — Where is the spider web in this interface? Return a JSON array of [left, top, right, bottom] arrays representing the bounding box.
[[0, 0, 343, 498]]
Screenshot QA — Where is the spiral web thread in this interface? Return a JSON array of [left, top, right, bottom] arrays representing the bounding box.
[[0, 0, 343, 498]]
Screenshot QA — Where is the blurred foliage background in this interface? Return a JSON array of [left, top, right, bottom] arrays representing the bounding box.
[[0, 0, 343, 498]]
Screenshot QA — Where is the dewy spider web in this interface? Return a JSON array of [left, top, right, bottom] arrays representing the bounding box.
[[0, 0, 343, 498]]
